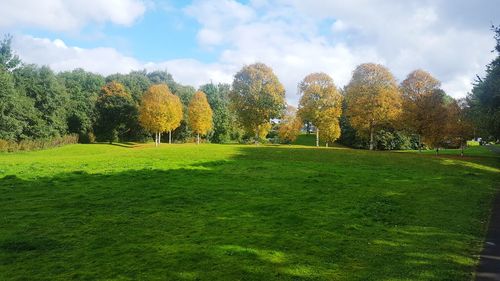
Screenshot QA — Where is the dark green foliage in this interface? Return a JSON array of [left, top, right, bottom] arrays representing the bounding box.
[[0, 69, 24, 141], [13, 65, 69, 139], [338, 113, 367, 149], [94, 82, 136, 143], [106, 70, 151, 102], [374, 129, 418, 150], [58, 69, 105, 142], [468, 25, 500, 141], [200, 82, 239, 143]]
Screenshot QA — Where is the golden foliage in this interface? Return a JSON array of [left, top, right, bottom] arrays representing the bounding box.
[[139, 84, 183, 134], [188, 91, 213, 136], [100, 81, 131, 100], [257, 122, 272, 139], [345, 63, 401, 148], [278, 105, 302, 143], [317, 108, 341, 144], [298, 72, 343, 144]]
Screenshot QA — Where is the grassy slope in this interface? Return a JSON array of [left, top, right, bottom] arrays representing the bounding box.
[[0, 143, 499, 281]]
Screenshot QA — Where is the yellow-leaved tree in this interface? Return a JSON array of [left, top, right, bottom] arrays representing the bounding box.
[[188, 91, 213, 144], [139, 84, 183, 145], [164, 92, 183, 144], [139, 84, 170, 146], [298, 73, 342, 147], [278, 105, 302, 144], [345, 63, 402, 150]]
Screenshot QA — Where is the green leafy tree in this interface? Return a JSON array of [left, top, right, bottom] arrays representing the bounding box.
[[95, 81, 136, 143], [200, 83, 238, 143], [58, 69, 105, 142], [468, 25, 500, 141], [13, 65, 69, 138], [230, 63, 286, 140]]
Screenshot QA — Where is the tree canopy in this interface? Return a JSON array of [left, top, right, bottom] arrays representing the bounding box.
[[188, 91, 213, 144], [298, 72, 343, 146], [345, 63, 402, 150], [230, 63, 285, 139]]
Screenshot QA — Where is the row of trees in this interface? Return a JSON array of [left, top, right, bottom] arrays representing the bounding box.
[[1, 27, 498, 150]]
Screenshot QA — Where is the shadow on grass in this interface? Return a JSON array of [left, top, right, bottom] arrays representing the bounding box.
[[0, 145, 498, 280]]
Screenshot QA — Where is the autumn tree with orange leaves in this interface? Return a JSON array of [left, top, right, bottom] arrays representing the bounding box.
[[345, 63, 402, 150], [188, 91, 213, 144], [400, 69, 441, 151]]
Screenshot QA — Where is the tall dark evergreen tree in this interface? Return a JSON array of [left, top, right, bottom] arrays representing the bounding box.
[[468, 25, 500, 141]]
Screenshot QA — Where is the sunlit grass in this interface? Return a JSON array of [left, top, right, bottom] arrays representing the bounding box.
[[0, 143, 498, 280]]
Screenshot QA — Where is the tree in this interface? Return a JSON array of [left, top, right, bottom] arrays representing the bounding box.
[[200, 83, 236, 143], [58, 69, 105, 142], [419, 89, 450, 154], [138, 84, 175, 146], [345, 63, 402, 150], [13, 65, 69, 138], [317, 107, 342, 147], [164, 92, 183, 144], [95, 81, 136, 143], [0, 34, 21, 71], [188, 91, 213, 144], [230, 63, 285, 141], [278, 105, 302, 144], [447, 98, 473, 156], [0, 69, 26, 140], [468, 25, 500, 141], [298, 72, 342, 146], [400, 69, 441, 151]]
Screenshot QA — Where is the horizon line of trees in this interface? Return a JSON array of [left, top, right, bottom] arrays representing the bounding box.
[[1, 26, 499, 152]]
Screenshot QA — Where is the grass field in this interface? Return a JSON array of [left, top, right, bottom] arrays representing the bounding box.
[[0, 143, 499, 280]]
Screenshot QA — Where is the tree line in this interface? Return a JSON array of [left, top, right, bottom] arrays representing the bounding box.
[[0, 27, 498, 152]]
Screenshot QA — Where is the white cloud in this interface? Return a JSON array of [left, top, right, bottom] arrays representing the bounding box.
[[7, 0, 499, 105], [12, 35, 142, 75], [0, 0, 146, 31]]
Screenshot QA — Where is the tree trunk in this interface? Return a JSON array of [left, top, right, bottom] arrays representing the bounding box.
[[325, 142, 328, 147], [155, 132, 158, 147], [169, 131, 172, 144], [316, 128, 319, 147], [158, 132, 161, 146], [418, 134, 422, 153], [369, 125, 374, 150], [197, 133, 200, 145], [461, 140, 464, 157], [436, 147, 439, 156], [255, 127, 259, 144]]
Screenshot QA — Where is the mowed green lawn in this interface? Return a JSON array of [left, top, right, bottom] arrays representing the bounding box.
[[0, 143, 499, 280]]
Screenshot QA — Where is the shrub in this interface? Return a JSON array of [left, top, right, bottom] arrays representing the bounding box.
[[0, 135, 79, 153]]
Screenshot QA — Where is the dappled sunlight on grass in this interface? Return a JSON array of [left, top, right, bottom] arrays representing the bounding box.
[[438, 158, 499, 173], [0, 143, 498, 280]]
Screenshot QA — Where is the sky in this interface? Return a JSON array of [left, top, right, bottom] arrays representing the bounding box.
[[1, 0, 499, 105]]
